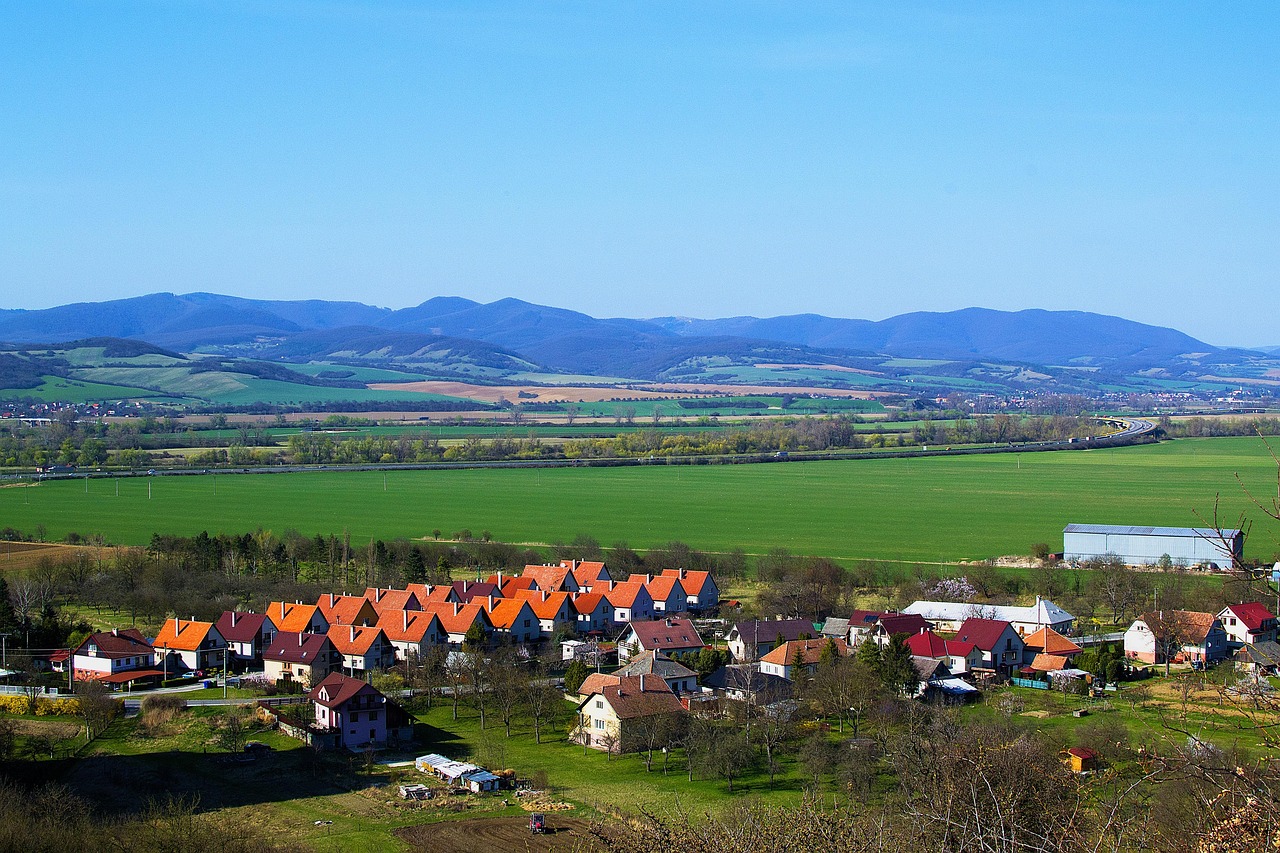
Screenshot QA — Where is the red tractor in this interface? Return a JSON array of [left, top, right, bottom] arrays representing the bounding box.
[[529, 813, 546, 834]]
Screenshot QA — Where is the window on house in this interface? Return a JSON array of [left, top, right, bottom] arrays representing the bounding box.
[[594, 719, 605, 730], [596, 700, 603, 709], [351, 712, 359, 722]]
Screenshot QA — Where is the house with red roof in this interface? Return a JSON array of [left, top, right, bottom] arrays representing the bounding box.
[[266, 601, 330, 635], [308, 671, 412, 751], [953, 618, 1025, 675], [487, 573, 539, 597], [605, 581, 655, 627], [570, 560, 611, 591], [759, 638, 848, 681], [327, 624, 395, 675], [153, 618, 228, 673], [630, 574, 687, 614], [216, 611, 278, 666], [71, 628, 160, 685], [572, 592, 613, 635], [660, 568, 719, 612], [905, 630, 984, 675], [263, 632, 340, 688], [616, 617, 704, 662], [377, 609, 448, 662], [1216, 602, 1278, 647]]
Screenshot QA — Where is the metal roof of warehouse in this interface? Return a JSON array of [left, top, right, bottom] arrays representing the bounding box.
[[1063, 524, 1241, 538]]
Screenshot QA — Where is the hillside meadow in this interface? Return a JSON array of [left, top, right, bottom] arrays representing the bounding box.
[[4, 437, 1279, 562]]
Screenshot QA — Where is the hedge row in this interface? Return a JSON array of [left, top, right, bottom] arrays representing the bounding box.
[[0, 695, 81, 716]]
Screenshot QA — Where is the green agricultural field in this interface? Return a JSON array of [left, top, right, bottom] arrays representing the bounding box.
[[0, 375, 179, 403], [7, 437, 1280, 562]]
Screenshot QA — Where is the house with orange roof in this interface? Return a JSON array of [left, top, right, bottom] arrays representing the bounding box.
[[487, 573, 539, 597], [317, 593, 380, 627], [405, 583, 459, 605], [630, 574, 687, 614], [521, 564, 580, 594], [1021, 626, 1083, 664], [759, 638, 847, 681], [266, 601, 330, 635], [377, 609, 448, 662], [327, 624, 395, 675], [483, 596, 542, 644], [514, 589, 576, 634], [661, 568, 719, 612], [153, 618, 228, 673], [572, 592, 613, 635], [604, 581, 655, 627], [363, 587, 424, 614], [569, 560, 611, 591], [422, 601, 494, 647]]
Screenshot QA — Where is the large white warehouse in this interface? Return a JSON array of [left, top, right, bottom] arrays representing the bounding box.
[[1063, 524, 1242, 568]]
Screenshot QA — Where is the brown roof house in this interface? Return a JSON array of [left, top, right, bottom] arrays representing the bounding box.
[[726, 618, 818, 662], [263, 632, 341, 688], [574, 674, 685, 753], [1124, 610, 1229, 666], [306, 671, 413, 751], [71, 628, 160, 685], [617, 617, 704, 662], [615, 650, 700, 695], [216, 611, 278, 666]]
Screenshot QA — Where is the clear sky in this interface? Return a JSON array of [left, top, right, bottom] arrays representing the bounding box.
[[1, 2, 1276, 346]]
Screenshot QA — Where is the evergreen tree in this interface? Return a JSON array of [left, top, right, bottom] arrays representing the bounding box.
[[855, 637, 883, 677], [0, 577, 17, 634], [818, 638, 842, 669], [564, 658, 590, 694], [881, 634, 919, 696]]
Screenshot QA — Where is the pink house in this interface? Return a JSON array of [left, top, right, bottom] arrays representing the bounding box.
[[307, 671, 410, 751]]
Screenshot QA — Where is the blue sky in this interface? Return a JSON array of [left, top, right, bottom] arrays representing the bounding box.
[[2, 2, 1276, 346]]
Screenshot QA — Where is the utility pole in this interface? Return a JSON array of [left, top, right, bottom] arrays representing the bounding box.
[[223, 646, 229, 699], [0, 633, 8, 669]]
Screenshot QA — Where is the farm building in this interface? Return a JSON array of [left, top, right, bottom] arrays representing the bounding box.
[[1063, 524, 1242, 568]]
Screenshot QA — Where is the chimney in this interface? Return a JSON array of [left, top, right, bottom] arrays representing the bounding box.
[[403, 610, 409, 631], [298, 634, 303, 646], [350, 626, 356, 641], [462, 581, 470, 593], [487, 595, 496, 611], [679, 568, 687, 579], [453, 603, 461, 616], [497, 572, 504, 588], [231, 612, 238, 627], [541, 590, 548, 602], [639, 674, 646, 691], [112, 628, 118, 636]]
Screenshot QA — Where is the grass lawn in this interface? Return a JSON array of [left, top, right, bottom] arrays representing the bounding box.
[[412, 700, 809, 817], [4, 436, 1278, 562]]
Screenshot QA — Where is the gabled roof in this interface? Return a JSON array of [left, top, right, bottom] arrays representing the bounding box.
[[1030, 653, 1071, 672], [363, 588, 423, 613], [905, 598, 1075, 627], [326, 624, 387, 656], [216, 611, 272, 644], [487, 575, 539, 597], [264, 631, 333, 664], [423, 601, 491, 636], [570, 560, 610, 585], [521, 565, 576, 593], [154, 618, 222, 652], [615, 650, 698, 681], [485, 598, 536, 630], [576, 672, 621, 697], [405, 583, 459, 604], [820, 617, 850, 638], [606, 582, 651, 609], [376, 609, 444, 643], [878, 614, 930, 637], [954, 618, 1018, 651], [452, 581, 500, 603], [1219, 602, 1277, 631], [571, 592, 609, 615], [75, 628, 152, 659], [317, 593, 379, 627], [266, 601, 328, 633], [513, 589, 572, 620], [660, 568, 716, 596], [760, 637, 846, 666], [624, 617, 704, 652], [730, 619, 819, 646], [1139, 610, 1222, 644], [702, 664, 792, 699], [643, 575, 686, 605], [905, 630, 976, 659], [1240, 640, 1280, 668], [308, 671, 381, 709], [580, 675, 684, 720], [848, 609, 890, 628], [1064, 523, 1241, 539], [1022, 626, 1082, 656]]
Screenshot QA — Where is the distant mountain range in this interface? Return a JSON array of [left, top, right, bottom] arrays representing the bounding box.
[[0, 292, 1274, 398]]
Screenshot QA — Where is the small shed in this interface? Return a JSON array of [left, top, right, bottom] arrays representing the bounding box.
[[461, 769, 501, 793], [1060, 746, 1100, 773]]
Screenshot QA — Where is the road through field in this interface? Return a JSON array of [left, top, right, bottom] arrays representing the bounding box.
[[2, 437, 1276, 562]]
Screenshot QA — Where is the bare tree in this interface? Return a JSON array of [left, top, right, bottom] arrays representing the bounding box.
[[74, 678, 120, 739]]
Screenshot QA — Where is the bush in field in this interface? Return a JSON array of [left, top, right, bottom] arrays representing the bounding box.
[[138, 694, 187, 736]]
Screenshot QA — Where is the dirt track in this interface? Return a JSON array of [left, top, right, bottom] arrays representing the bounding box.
[[367, 380, 880, 403], [396, 816, 601, 853], [0, 541, 108, 572]]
